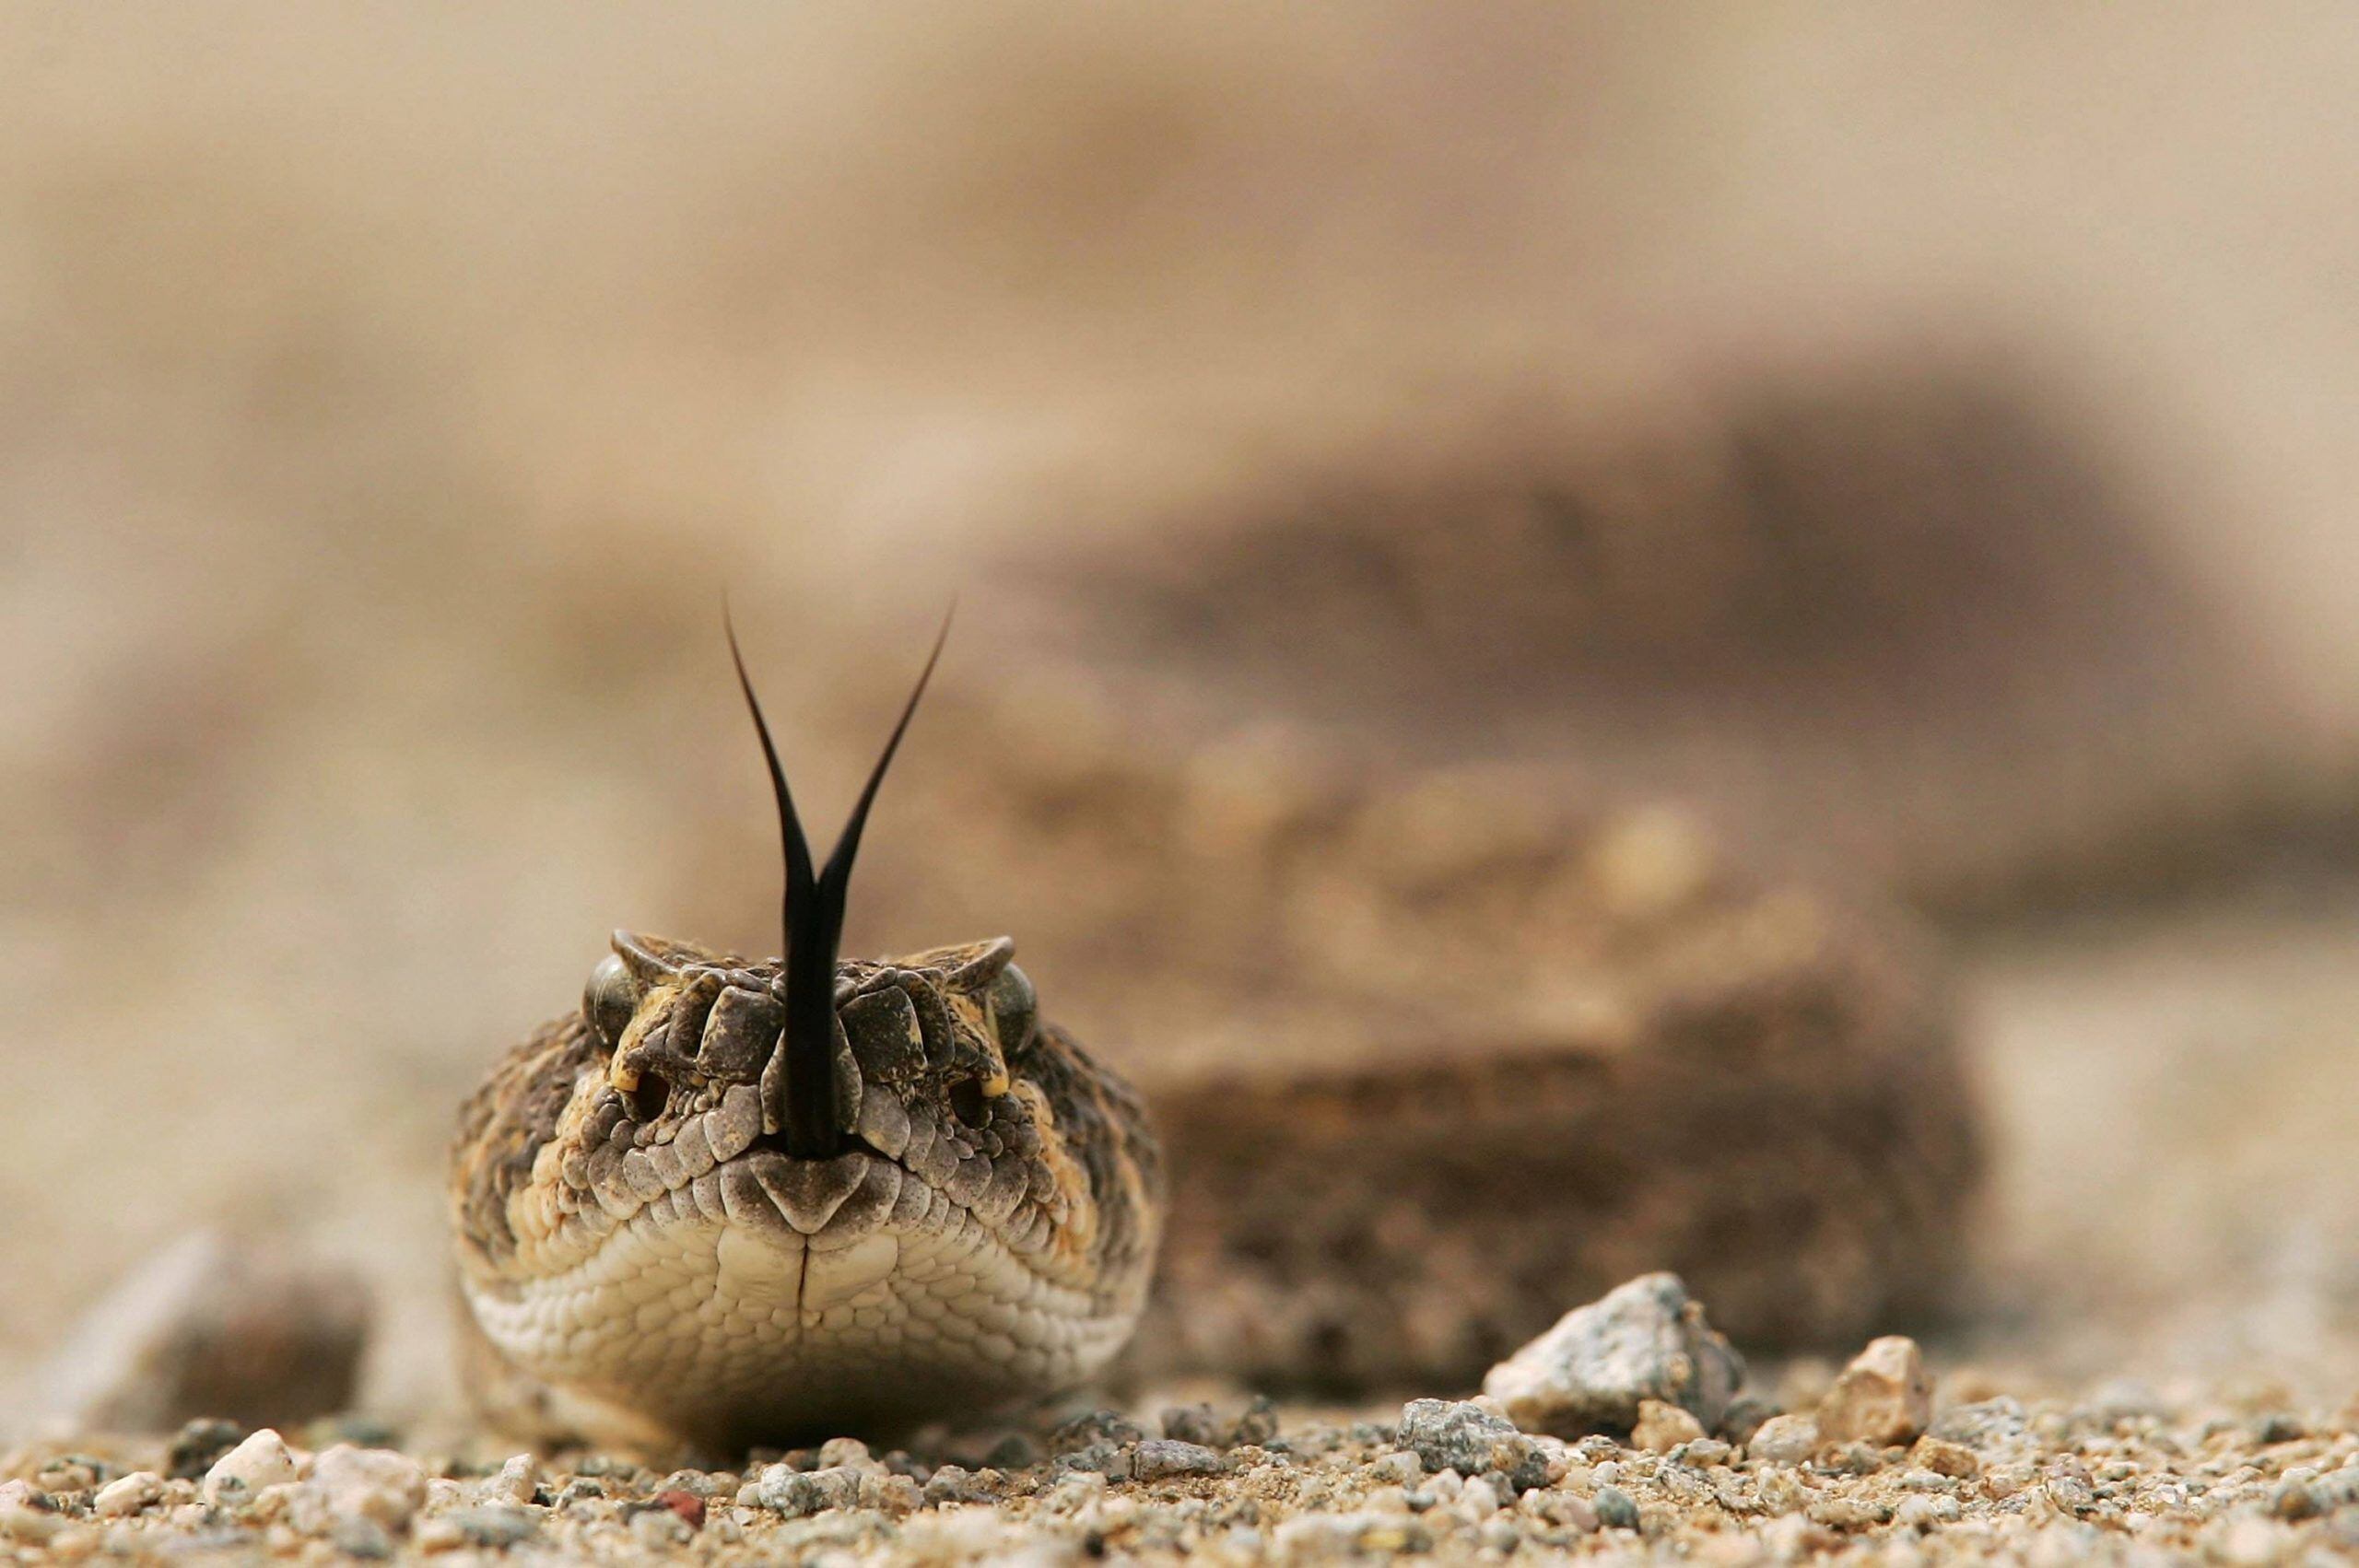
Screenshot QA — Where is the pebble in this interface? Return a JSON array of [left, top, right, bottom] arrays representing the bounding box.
[[1634, 1398, 1708, 1452], [1909, 1435, 1981, 1479], [1133, 1439, 1229, 1480], [201, 1428, 300, 1507], [295, 1445, 427, 1530], [1481, 1271, 1746, 1436], [1748, 1412, 1822, 1465], [1593, 1483, 1641, 1529], [476, 1453, 540, 1505], [439, 1504, 539, 1548], [1396, 1398, 1550, 1492], [92, 1471, 164, 1518], [1817, 1336, 1933, 1447]]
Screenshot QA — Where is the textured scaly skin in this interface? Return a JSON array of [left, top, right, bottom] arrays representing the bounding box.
[[451, 931, 1160, 1452]]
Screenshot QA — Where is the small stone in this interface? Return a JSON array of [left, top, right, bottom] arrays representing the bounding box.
[[1718, 1395, 1778, 1446], [1633, 1399, 1707, 1453], [1397, 1399, 1549, 1492], [203, 1429, 300, 1507], [476, 1454, 539, 1505], [922, 1465, 984, 1504], [328, 1516, 393, 1559], [652, 1488, 706, 1528], [1928, 1396, 2026, 1449], [168, 1418, 248, 1480], [1808, 1494, 1892, 1529], [93, 1472, 164, 1518], [1226, 1395, 1281, 1448], [0, 1504, 62, 1545], [1593, 1484, 1640, 1530], [816, 1436, 873, 1469], [299, 1445, 427, 1529], [1133, 1440, 1228, 1480], [442, 1504, 538, 1547], [2043, 1473, 2095, 1515], [1160, 1403, 1222, 1445], [1050, 1410, 1147, 1453], [1365, 1450, 1421, 1486], [982, 1433, 1039, 1469], [2271, 1474, 2322, 1520], [1909, 1436, 1981, 1480], [2254, 1411, 2306, 1445], [629, 1506, 693, 1548], [1748, 1413, 1822, 1465], [1817, 1337, 1932, 1447], [736, 1463, 860, 1515], [1481, 1272, 1745, 1436]]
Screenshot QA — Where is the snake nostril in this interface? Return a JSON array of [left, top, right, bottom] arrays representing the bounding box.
[[949, 1078, 990, 1129], [624, 1070, 672, 1124]]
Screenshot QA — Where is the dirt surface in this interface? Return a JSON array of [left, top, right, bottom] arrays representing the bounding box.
[[8, 1372, 2359, 1564], [8, 9, 2359, 1561]]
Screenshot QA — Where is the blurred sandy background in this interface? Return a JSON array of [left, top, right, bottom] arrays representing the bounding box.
[[6, 5, 2359, 1422]]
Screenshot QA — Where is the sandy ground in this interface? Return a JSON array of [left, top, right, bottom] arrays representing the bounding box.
[[6, 7, 2359, 1560]]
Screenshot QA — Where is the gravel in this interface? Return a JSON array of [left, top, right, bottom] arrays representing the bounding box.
[[6, 1371, 2357, 1564]]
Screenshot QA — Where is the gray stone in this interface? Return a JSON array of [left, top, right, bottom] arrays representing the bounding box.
[[1481, 1272, 1744, 1436], [1133, 1440, 1229, 1480], [1593, 1484, 1640, 1530], [1747, 1413, 1822, 1465], [443, 1504, 539, 1547], [1397, 1400, 1549, 1493], [1930, 1397, 2028, 1451]]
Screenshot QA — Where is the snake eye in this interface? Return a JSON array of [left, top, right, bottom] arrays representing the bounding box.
[[583, 953, 640, 1048], [988, 962, 1038, 1057]]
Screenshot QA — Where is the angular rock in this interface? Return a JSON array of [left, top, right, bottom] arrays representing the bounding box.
[[1481, 1273, 1744, 1435], [203, 1429, 300, 1507], [1817, 1336, 1932, 1447], [1396, 1400, 1550, 1493]]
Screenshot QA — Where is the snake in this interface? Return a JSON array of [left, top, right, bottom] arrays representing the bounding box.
[[451, 616, 1163, 1453], [449, 613, 1977, 1455]]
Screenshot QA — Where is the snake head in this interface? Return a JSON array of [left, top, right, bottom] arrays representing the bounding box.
[[577, 930, 1043, 1164]]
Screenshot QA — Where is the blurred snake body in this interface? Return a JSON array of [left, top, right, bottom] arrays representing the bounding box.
[[448, 614, 1980, 1451]]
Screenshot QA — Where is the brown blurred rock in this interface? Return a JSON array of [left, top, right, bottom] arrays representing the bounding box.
[[1817, 1336, 1933, 1448], [27, 1233, 370, 1433], [1632, 1399, 1707, 1453]]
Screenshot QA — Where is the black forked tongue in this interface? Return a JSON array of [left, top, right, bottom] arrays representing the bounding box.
[[726, 606, 952, 1160]]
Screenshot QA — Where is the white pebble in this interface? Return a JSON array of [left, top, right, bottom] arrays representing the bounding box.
[[204, 1430, 300, 1506], [93, 1471, 163, 1518]]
